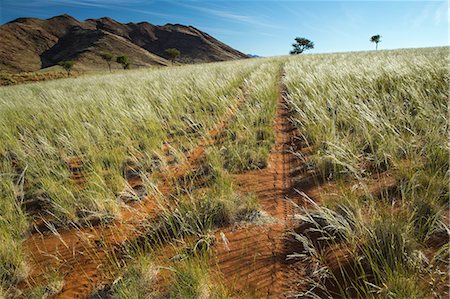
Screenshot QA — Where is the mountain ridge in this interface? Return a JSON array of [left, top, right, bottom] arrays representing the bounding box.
[[0, 14, 248, 72]]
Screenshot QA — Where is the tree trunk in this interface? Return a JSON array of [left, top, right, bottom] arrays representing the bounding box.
[[376, 43, 378, 51]]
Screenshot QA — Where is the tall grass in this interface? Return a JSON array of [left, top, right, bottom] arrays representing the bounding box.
[[284, 47, 448, 180], [216, 60, 282, 172], [0, 59, 266, 291], [0, 165, 28, 292], [0, 60, 260, 223], [2, 47, 447, 296], [94, 148, 262, 298], [82, 59, 285, 298], [285, 47, 449, 298]]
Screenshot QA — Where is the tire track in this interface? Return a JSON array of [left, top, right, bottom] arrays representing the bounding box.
[[210, 69, 403, 298], [19, 85, 250, 298], [211, 69, 308, 298], [19, 66, 402, 298]]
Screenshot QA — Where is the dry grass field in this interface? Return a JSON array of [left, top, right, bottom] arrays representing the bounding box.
[[0, 47, 448, 298]]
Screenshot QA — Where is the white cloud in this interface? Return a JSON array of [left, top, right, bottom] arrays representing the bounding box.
[[4, 0, 144, 8], [2, 0, 177, 21], [174, 2, 282, 29], [411, 2, 448, 28], [433, 2, 449, 25]]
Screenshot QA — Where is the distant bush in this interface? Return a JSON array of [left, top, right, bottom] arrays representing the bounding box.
[[290, 37, 314, 54], [370, 34, 382, 50], [116, 55, 130, 69], [100, 52, 114, 72], [165, 48, 181, 64], [57, 60, 75, 75]]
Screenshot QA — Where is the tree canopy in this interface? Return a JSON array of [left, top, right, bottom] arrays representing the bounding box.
[[100, 52, 114, 72], [116, 55, 129, 69], [290, 37, 314, 55], [370, 35, 382, 50], [58, 60, 75, 75], [165, 48, 181, 63]]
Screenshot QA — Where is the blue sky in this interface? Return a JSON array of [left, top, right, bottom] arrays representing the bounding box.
[[1, 1, 448, 56]]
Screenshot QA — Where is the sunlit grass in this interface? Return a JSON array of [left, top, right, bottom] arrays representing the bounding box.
[[0, 58, 269, 291], [285, 47, 449, 298], [1, 47, 448, 296]]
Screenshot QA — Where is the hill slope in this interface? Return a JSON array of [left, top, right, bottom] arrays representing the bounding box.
[[0, 14, 248, 72]]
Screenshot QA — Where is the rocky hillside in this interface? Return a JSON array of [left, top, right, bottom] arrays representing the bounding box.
[[0, 14, 248, 72]]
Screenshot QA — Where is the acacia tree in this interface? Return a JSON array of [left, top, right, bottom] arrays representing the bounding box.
[[290, 37, 314, 54], [58, 60, 75, 76], [370, 35, 381, 50], [165, 48, 181, 64], [116, 55, 130, 69], [100, 52, 113, 72]]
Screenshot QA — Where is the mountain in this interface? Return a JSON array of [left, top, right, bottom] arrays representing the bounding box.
[[0, 14, 248, 73]]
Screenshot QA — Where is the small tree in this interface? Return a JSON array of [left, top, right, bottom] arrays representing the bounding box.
[[116, 55, 130, 69], [100, 52, 113, 72], [165, 48, 181, 64], [370, 35, 381, 50], [58, 60, 75, 76], [290, 37, 314, 54]]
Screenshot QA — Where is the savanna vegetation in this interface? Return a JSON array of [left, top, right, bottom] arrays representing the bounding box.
[[0, 57, 276, 295], [285, 46, 449, 298], [0, 47, 448, 298]]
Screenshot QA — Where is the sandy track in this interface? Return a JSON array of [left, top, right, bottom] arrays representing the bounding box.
[[210, 70, 401, 298], [20, 87, 249, 298], [211, 71, 309, 298], [19, 69, 400, 298]]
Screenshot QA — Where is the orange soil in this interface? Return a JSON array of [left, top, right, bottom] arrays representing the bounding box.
[[19, 71, 403, 298], [20, 87, 248, 298], [0, 71, 80, 86], [210, 74, 308, 298], [209, 74, 401, 298]]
